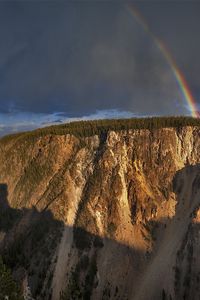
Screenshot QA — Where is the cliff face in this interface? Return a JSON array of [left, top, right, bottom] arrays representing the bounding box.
[[1, 126, 200, 300]]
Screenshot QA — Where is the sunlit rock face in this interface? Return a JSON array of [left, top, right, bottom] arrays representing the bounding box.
[[1, 125, 200, 300]]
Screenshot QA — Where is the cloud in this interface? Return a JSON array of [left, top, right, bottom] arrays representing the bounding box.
[[0, 109, 141, 136], [0, 1, 198, 132]]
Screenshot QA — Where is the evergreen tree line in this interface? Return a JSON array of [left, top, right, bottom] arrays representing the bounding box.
[[1, 116, 200, 144]]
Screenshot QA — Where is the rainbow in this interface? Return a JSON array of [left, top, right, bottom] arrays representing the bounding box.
[[127, 5, 199, 118]]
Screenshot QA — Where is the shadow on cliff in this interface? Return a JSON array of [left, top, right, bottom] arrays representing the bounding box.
[[1, 164, 200, 300], [0, 183, 64, 299], [133, 163, 200, 300], [0, 183, 22, 231], [0, 183, 145, 300]]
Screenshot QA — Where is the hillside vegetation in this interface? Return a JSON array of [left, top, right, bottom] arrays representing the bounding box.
[[0, 256, 23, 300], [1, 116, 200, 144]]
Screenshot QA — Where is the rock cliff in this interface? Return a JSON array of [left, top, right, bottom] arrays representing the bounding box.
[[1, 119, 200, 300]]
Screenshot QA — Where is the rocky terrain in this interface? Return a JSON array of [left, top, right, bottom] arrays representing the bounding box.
[[1, 117, 200, 300]]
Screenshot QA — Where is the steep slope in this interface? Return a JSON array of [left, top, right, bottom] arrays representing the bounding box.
[[0, 118, 200, 300]]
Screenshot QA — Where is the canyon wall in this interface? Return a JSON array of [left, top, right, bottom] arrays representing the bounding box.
[[0, 125, 200, 299]]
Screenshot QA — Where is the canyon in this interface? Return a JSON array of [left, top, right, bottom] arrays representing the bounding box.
[[0, 118, 200, 299]]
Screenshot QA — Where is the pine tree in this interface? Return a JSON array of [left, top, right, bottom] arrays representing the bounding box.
[[0, 256, 23, 300]]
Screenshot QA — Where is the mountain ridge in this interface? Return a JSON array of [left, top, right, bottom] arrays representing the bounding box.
[[1, 115, 200, 142]]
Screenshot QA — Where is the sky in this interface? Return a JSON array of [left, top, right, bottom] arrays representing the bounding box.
[[0, 1, 200, 136]]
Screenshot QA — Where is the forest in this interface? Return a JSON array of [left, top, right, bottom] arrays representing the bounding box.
[[1, 116, 200, 144]]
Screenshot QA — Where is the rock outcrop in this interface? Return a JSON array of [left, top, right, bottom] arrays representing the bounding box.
[[1, 122, 200, 300]]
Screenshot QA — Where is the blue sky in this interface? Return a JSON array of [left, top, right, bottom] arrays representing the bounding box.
[[0, 1, 199, 135]]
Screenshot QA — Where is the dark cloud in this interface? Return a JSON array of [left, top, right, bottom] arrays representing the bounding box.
[[0, 1, 199, 134], [136, 1, 200, 101]]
